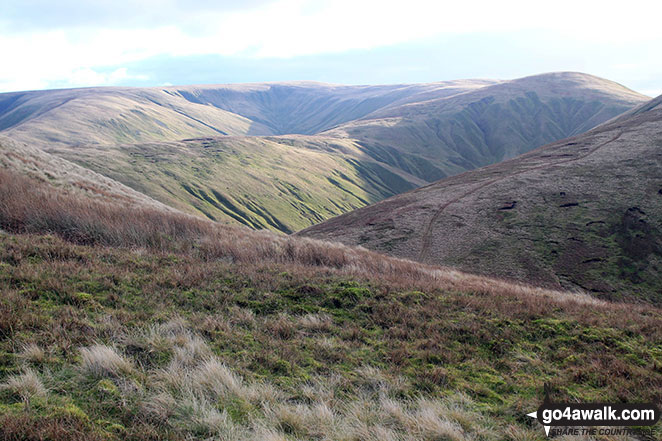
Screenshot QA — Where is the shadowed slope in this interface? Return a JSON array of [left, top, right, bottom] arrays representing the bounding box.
[[324, 72, 648, 181], [0, 73, 648, 234], [46, 135, 424, 233], [300, 94, 662, 304], [0, 81, 489, 146], [169, 80, 495, 135]]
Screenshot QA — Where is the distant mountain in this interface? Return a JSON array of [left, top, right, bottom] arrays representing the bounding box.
[[3, 119, 659, 441], [323, 72, 648, 181], [166, 80, 496, 135], [0, 73, 649, 232], [0, 87, 271, 146], [0, 81, 488, 146], [299, 94, 662, 304]]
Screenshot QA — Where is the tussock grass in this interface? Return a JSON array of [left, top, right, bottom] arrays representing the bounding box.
[[193, 358, 245, 399], [0, 368, 47, 408], [297, 313, 333, 332], [71, 324, 499, 440], [1, 168, 661, 440], [18, 343, 47, 365], [79, 344, 133, 378]]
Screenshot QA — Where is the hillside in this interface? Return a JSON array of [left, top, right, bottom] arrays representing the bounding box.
[[166, 80, 495, 135], [1, 166, 660, 440], [323, 72, 649, 181], [0, 73, 647, 233], [45, 135, 424, 232], [0, 81, 487, 147], [0, 135, 172, 211], [299, 94, 662, 304], [0, 87, 272, 146]]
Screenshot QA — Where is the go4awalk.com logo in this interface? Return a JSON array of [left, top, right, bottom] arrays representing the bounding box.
[[526, 384, 660, 437]]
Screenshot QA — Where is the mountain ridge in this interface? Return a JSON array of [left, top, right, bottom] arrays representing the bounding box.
[[0, 72, 650, 233], [299, 93, 662, 303]]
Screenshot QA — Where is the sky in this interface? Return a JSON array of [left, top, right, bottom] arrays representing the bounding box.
[[1, 0, 661, 96]]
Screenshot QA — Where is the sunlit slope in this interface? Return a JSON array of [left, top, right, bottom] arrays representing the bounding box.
[[0, 87, 272, 146], [300, 94, 662, 303], [168, 80, 495, 135], [0, 81, 490, 146], [324, 72, 648, 182], [0, 135, 172, 210], [0, 73, 648, 234], [0, 164, 660, 441], [47, 135, 424, 232]]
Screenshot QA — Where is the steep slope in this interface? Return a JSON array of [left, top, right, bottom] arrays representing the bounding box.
[[0, 135, 172, 211], [324, 72, 648, 182], [299, 94, 662, 304], [0, 73, 648, 234], [46, 135, 425, 233], [0, 81, 489, 146], [168, 80, 495, 135]]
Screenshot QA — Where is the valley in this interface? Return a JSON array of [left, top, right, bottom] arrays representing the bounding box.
[[0, 73, 647, 232], [0, 72, 660, 441], [300, 95, 662, 304]]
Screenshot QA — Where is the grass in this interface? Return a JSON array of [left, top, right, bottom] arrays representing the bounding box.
[[78, 345, 134, 378], [46, 135, 420, 233], [305, 101, 662, 305], [326, 76, 645, 177], [0, 369, 47, 403], [0, 168, 661, 440], [6, 73, 643, 237]]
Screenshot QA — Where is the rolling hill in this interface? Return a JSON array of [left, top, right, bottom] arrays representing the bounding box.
[[44, 135, 425, 232], [0, 158, 660, 440], [0, 87, 272, 146], [0, 135, 171, 211], [0, 72, 659, 441], [165, 80, 496, 135], [0, 73, 649, 233], [323, 72, 649, 181], [0, 81, 487, 146], [299, 94, 662, 304]]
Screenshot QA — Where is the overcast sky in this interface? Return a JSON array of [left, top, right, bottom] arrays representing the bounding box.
[[1, 0, 661, 96]]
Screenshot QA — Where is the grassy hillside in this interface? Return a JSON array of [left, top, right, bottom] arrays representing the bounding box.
[[325, 73, 648, 182], [168, 80, 495, 135], [0, 136, 171, 211], [0, 81, 486, 147], [0, 168, 660, 441], [300, 95, 662, 304], [0, 88, 273, 146], [46, 136, 424, 233], [0, 73, 648, 234]]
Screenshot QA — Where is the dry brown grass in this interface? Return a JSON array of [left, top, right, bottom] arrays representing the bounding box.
[[91, 323, 499, 441], [78, 344, 133, 378], [0, 413, 106, 441], [0, 369, 47, 402], [1, 167, 660, 334], [2, 166, 660, 441], [18, 343, 47, 365]]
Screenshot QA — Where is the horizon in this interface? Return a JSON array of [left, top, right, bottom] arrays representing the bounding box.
[[1, 71, 657, 99], [2, 0, 662, 96]]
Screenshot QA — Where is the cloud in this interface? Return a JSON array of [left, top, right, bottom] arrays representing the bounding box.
[[0, 0, 661, 92], [0, 0, 275, 30], [67, 68, 148, 87]]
